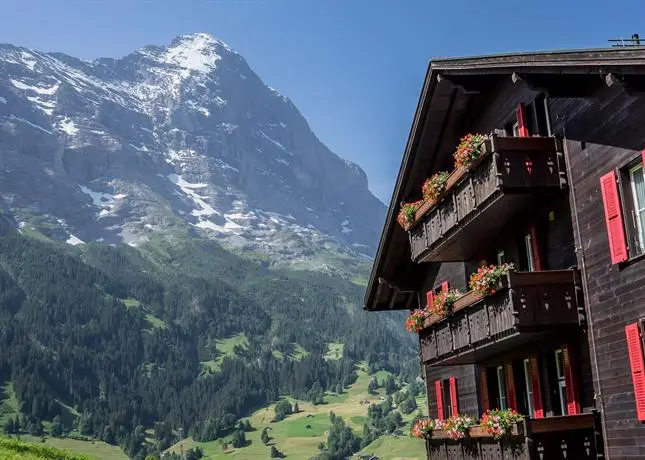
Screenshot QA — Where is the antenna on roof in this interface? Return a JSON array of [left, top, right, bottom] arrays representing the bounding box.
[[608, 34, 642, 47]]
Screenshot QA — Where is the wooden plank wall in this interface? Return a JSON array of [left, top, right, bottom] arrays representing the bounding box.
[[549, 85, 645, 460]]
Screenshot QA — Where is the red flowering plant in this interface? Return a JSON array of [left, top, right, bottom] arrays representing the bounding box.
[[422, 171, 450, 203], [429, 289, 462, 318], [469, 263, 515, 297], [479, 409, 524, 440], [405, 309, 429, 333], [444, 414, 475, 440], [453, 133, 487, 169], [396, 200, 424, 230], [410, 417, 445, 439]]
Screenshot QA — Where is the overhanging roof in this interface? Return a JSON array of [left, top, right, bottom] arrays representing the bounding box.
[[364, 46, 645, 311]]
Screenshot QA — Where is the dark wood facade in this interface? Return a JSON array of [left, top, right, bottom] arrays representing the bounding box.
[[365, 48, 645, 460]]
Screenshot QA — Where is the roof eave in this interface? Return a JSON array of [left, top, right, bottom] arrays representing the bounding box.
[[364, 61, 439, 310]]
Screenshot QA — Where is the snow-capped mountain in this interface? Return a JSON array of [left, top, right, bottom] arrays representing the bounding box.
[[0, 33, 385, 265]]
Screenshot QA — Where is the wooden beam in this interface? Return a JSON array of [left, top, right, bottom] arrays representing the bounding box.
[[388, 287, 400, 309], [405, 291, 416, 310]]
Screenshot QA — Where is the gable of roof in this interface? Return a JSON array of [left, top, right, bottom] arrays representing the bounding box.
[[364, 47, 645, 311]]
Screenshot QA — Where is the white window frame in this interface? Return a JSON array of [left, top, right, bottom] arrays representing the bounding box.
[[523, 359, 534, 417], [524, 234, 535, 271], [554, 349, 567, 415], [496, 366, 508, 410], [629, 163, 645, 253], [497, 250, 506, 265], [512, 122, 520, 137]]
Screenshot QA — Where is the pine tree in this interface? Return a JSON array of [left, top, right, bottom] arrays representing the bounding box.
[[384, 375, 397, 395], [293, 402, 300, 413], [270, 445, 281, 458], [261, 428, 270, 444], [367, 378, 378, 395], [51, 415, 63, 437], [3, 418, 14, 434], [231, 430, 246, 448]]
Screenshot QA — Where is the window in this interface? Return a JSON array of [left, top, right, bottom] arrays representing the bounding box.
[[442, 380, 453, 417], [496, 366, 508, 410], [628, 163, 645, 255], [601, 154, 645, 264], [524, 234, 535, 271], [497, 250, 506, 265], [529, 94, 549, 136], [523, 359, 535, 417], [436, 377, 458, 418], [554, 349, 567, 416]]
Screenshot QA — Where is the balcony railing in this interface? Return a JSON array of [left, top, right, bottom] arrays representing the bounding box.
[[408, 135, 566, 263], [420, 269, 584, 366], [427, 412, 602, 460]]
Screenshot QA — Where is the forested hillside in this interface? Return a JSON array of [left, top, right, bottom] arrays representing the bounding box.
[[0, 215, 416, 458]]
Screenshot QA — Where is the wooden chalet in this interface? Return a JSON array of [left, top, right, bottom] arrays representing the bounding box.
[[364, 46, 645, 460]]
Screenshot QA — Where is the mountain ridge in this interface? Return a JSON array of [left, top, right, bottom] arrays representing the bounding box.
[[0, 32, 386, 268]]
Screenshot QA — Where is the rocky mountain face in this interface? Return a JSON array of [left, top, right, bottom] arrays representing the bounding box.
[[0, 33, 385, 267]]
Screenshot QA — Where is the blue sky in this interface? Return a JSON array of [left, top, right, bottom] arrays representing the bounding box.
[[2, 0, 644, 203]]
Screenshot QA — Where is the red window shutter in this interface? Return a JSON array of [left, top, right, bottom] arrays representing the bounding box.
[[426, 291, 434, 309], [625, 323, 645, 421], [504, 363, 517, 410], [441, 281, 449, 293], [600, 171, 628, 264], [529, 224, 543, 271], [435, 380, 444, 420], [529, 357, 544, 418], [480, 369, 490, 413], [562, 345, 581, 415], [516, 104, 530, 137], [449, 376, 459, 416]]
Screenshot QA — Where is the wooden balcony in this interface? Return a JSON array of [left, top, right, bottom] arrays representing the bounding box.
[[420, 269, 584, 366], [408, 135, 566, 263], [427, 412, 603, 460]]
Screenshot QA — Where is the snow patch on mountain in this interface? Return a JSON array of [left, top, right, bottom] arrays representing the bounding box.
[[66, 234, 85, 245], [10, 79, 59, 95], [0, 33, 386, 263], [79, 185, 127, 218], [58, 118, 79, 135]]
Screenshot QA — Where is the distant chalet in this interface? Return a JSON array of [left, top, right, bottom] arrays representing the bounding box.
[[365, 46, 645, 460]]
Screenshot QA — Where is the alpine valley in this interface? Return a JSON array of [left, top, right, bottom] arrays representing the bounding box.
[[0, 34, 420, 459]]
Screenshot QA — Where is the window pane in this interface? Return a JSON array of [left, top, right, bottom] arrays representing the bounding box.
[[497, 367, 507, 410], [558, 383, 567, 416], [523, 359, 534, 417], [524, 235, 534, 271], [555, 350, 564, 379], [630, 166, 645, 254], [632, 167, 645, 208]]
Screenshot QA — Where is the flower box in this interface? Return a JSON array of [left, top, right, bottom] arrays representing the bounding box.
[[424, 423, 523, 440], [452, 290, 484, 313], [423, 312, 443, 328], [413, 139, 492, 224], [468, 423, 523, 438]]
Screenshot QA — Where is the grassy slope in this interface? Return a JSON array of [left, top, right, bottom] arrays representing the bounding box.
[[18, 436, 127, 460], [166, 364, 427, 459], [324, 342, 344, 361], [200, 333, 249, 373], [0, 436, 96, 460]]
